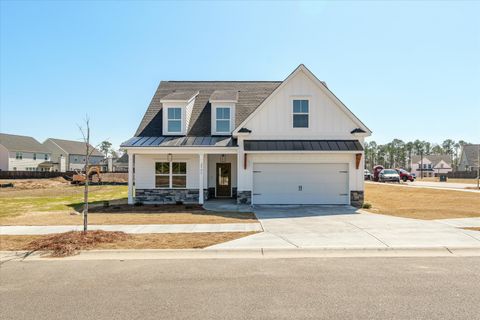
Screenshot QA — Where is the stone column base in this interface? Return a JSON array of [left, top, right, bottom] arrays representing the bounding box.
[[237, 190, 252, 205], [350, 190, 364, 208]]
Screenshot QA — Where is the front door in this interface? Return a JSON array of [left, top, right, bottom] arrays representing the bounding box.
[[216, 163, 231, 197]]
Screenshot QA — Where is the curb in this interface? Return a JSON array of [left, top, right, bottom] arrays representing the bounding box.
[[2, 247, 480, 261]]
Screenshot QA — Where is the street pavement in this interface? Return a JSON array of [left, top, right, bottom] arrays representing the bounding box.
[[1, 257, 479, 319]]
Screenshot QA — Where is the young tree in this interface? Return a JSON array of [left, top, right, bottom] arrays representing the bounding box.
[[100, 141, 112, 158], [78, 117, 107, 232]]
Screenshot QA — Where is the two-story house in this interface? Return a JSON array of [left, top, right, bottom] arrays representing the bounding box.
[[0, 133, 52, 171], [410, 155, 453, 178], [121, 65, 371, 207], [43, 138, 104, 171]]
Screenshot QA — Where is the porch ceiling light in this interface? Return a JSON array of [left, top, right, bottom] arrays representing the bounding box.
[[221, 154, 226, 163]]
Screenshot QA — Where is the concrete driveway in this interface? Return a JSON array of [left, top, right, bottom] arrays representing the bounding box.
[[208, 205, 480, 249]]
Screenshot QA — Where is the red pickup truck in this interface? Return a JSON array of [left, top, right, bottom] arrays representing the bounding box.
[[395, 169, 415, 182]]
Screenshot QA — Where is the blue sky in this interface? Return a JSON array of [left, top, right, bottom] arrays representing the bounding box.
[[1, 0, 479, 149]]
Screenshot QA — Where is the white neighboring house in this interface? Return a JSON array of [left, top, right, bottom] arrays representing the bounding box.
[[121, 65, 371, 207], [43, 138, 104, 172], [0, 133, 52, 171], [410, 155, 453, 178], [458, 144, 479, 172]]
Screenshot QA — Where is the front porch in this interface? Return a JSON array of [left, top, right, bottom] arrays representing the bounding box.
[[127, 151, 239, 205]]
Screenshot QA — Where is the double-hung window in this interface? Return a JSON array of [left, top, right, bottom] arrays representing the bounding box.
[[45, 154, 49, 160], [16, 152, 22, 160], [293, 99, 309, 128], [155, 161, 187, 188], [167, 108, 182, 133], [216, 107, 231, 133], [33, 153, 37, 160]]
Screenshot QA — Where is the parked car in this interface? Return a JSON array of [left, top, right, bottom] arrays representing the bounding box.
[[395, 168, 415, 182], [378, 169, 400, 183], [364, 169, 372, 180]]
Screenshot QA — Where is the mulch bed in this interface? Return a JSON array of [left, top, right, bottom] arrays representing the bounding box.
[[89, 203, 204, 214], [26, 230, 131, 257]]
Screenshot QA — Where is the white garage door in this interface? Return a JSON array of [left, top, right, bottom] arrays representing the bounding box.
[[252, 163, 349, 205]]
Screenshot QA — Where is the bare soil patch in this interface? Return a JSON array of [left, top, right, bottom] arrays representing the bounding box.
[[0, 231, 258, 254], [0, 177, 69, 190], [365, 183, 480, 220]]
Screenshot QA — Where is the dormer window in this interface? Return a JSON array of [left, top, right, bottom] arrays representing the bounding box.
[[210, 90, 237, 135], [293, 99, 309, 128], [216, 107, 231, 133], [167, 108, 182, 133]]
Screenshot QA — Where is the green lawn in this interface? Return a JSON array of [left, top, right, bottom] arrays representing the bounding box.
[[0, 185, 128, 218]]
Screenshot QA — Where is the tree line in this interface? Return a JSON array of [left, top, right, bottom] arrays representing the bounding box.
[[364, 139, 470, 171]]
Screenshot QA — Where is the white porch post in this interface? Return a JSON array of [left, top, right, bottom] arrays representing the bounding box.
[[128, 152, 134, 205], [198, 153, 205, 205]]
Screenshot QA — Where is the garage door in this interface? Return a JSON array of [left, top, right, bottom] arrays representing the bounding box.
[[252, 163, 349, 205]]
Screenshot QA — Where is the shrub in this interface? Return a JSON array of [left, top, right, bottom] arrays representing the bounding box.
[[362, 203, 372, 209]]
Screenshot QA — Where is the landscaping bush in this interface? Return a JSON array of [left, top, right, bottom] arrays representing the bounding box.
[[362, 203, 372, 209]]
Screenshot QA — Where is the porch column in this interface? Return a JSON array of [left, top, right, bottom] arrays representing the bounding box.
[[128, 152, 134, 205], [198, 153, 205, 205]]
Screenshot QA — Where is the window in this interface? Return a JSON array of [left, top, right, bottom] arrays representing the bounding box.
[[45, 154, 48, 160], [155, 161, 187, 188], [167, 108, 182, 133], [428, 164, 432, 169], [216, 107, 231, 133], [293, 100, 309, 128], [16, 152, 22, 160], [33, 153, 37, 160]]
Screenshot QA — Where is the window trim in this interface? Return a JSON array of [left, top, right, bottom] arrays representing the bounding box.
[[215, 106, 231, 134], [16, 152, 23, 160], [166, 107, 183, 134], [155, 161, 187, 189], [292, 98, 310, 129]]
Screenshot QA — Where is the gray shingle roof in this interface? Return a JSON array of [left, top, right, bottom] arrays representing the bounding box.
[[46, 138, 104, 157], [244, 140, 363, 151], [135, 81, 281, 137], [462, 144, 480, 167], [122, 136, 235, 148], [411, 154, 453, 165], [160, 90, 199, 101], [209, 90, 239, 102], [0, 133, 50, 153]]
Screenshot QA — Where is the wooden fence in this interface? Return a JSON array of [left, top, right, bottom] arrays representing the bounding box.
[[447, 171, 478, 179], [0, 171, 71, 179]]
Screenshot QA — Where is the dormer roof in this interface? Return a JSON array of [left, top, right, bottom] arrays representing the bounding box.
[[209, 90, 239, 102]]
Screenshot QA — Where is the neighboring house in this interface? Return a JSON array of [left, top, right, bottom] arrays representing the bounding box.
[[410, 155, 453, 178], [0, 133, 52, 171], [99, 154, 129, 172], [458, 144, 480, 172], [43, 138, 104, 171], [121, 65, 371, 207]]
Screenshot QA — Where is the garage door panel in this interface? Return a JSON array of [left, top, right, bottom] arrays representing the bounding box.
[[253, 163, 349, 205]]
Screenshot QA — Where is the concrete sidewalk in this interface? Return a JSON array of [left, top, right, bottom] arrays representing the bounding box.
[[0, 223, 263, 235]]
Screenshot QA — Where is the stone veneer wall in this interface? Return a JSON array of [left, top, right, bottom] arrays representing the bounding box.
[[237, 190, 252, 205], [350, 190, 364, 208], [136, 189, 199, 204]]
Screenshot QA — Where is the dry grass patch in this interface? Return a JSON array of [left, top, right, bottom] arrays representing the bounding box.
[[365, 183, 480, 220], [0, 231, 258, 255], [419, 177, 478, 184]]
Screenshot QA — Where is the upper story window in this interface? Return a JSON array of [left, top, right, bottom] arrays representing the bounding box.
[[15, 152, 22, 160], [45, 154, 49, 160], [216, 107, 231, 133], [167, 108, 182, 133], [293, 99, 309, 128]]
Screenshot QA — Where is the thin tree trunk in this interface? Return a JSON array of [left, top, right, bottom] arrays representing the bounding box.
[[83, 123, 90, 233]]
